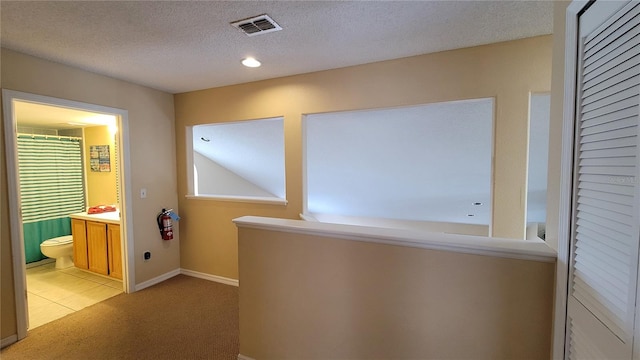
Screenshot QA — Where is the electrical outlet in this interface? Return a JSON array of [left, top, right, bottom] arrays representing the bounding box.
[[143, 251, 151, 261]]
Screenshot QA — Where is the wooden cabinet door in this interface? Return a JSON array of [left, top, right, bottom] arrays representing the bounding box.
[[71, 219, 88, 269], [86, 221, 108, 275], [107, 224, 122, 280]]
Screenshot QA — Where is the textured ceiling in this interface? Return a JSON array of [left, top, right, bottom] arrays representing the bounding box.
[[0, 1, 553, 94]]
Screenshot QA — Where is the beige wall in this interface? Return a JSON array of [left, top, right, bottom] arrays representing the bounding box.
[[238, 227, 555, 359], [175, 35, 552, 280], [1, 48, 180, 341], [84, 126, 118, 207], [1, 102, 18, 340]]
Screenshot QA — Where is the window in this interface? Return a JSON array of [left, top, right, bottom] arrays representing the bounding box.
[[187, 117, 286, 204], [304, 98, 494, 233]]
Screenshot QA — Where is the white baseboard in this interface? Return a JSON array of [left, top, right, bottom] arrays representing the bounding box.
[[238, 354, 255, 360], [135, 268, 181, 291], [1, 334, 18, 349], [181, 268, 239, 287]]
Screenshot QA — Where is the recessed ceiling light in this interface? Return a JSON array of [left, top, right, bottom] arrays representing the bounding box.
[[242, 57, 261, 68]]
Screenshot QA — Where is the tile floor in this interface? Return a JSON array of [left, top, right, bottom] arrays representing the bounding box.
[[26, 261, 123, 329]]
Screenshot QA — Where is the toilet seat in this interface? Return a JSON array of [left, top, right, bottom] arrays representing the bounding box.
[[41, 235, 73, 247]]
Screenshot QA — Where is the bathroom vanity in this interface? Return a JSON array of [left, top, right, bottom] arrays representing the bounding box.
[[70, 211, 122, 280]]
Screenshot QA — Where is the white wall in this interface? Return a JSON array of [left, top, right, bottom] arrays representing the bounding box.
[[527, 93, 551, 225], [305, 98, 494, 225], [193, 151, 275, 197], [308, 212, 489, 236], [191, 117, 285, 198]]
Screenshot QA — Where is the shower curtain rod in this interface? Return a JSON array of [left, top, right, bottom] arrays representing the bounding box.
[[17, 133, 82, 141]]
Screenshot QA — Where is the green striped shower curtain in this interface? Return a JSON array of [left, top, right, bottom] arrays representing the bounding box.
[[17, 134, 86, 263]]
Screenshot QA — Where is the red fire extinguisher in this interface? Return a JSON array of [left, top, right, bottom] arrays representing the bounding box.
[[157, 209, 173, 240]]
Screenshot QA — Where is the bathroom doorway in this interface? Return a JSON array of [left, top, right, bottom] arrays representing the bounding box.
[[2, 90, 135, 340]]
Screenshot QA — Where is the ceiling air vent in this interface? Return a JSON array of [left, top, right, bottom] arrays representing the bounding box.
[[231, 14, 282, 37]]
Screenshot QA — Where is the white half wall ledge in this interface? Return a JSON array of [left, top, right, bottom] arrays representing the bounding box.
[[185, 194, 287, 206], [233, 216, 557, 263]]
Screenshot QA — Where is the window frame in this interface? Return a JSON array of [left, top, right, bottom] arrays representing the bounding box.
[[185, 117, 287, 205]]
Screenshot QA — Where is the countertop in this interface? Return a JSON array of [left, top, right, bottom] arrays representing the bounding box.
[[70, 211, 121, 224]]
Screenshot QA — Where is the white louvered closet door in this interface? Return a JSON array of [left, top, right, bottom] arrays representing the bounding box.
[[566, 1, 640, 359]]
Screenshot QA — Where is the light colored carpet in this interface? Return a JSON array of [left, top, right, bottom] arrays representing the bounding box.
[[1, 275, 239, 359]]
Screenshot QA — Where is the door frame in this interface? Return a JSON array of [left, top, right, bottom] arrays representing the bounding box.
[[553, 1, 588, 359], [2, 89, 136, 340]]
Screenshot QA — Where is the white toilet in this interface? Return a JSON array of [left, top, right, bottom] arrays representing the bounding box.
[[40, 235, 74, 269]]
